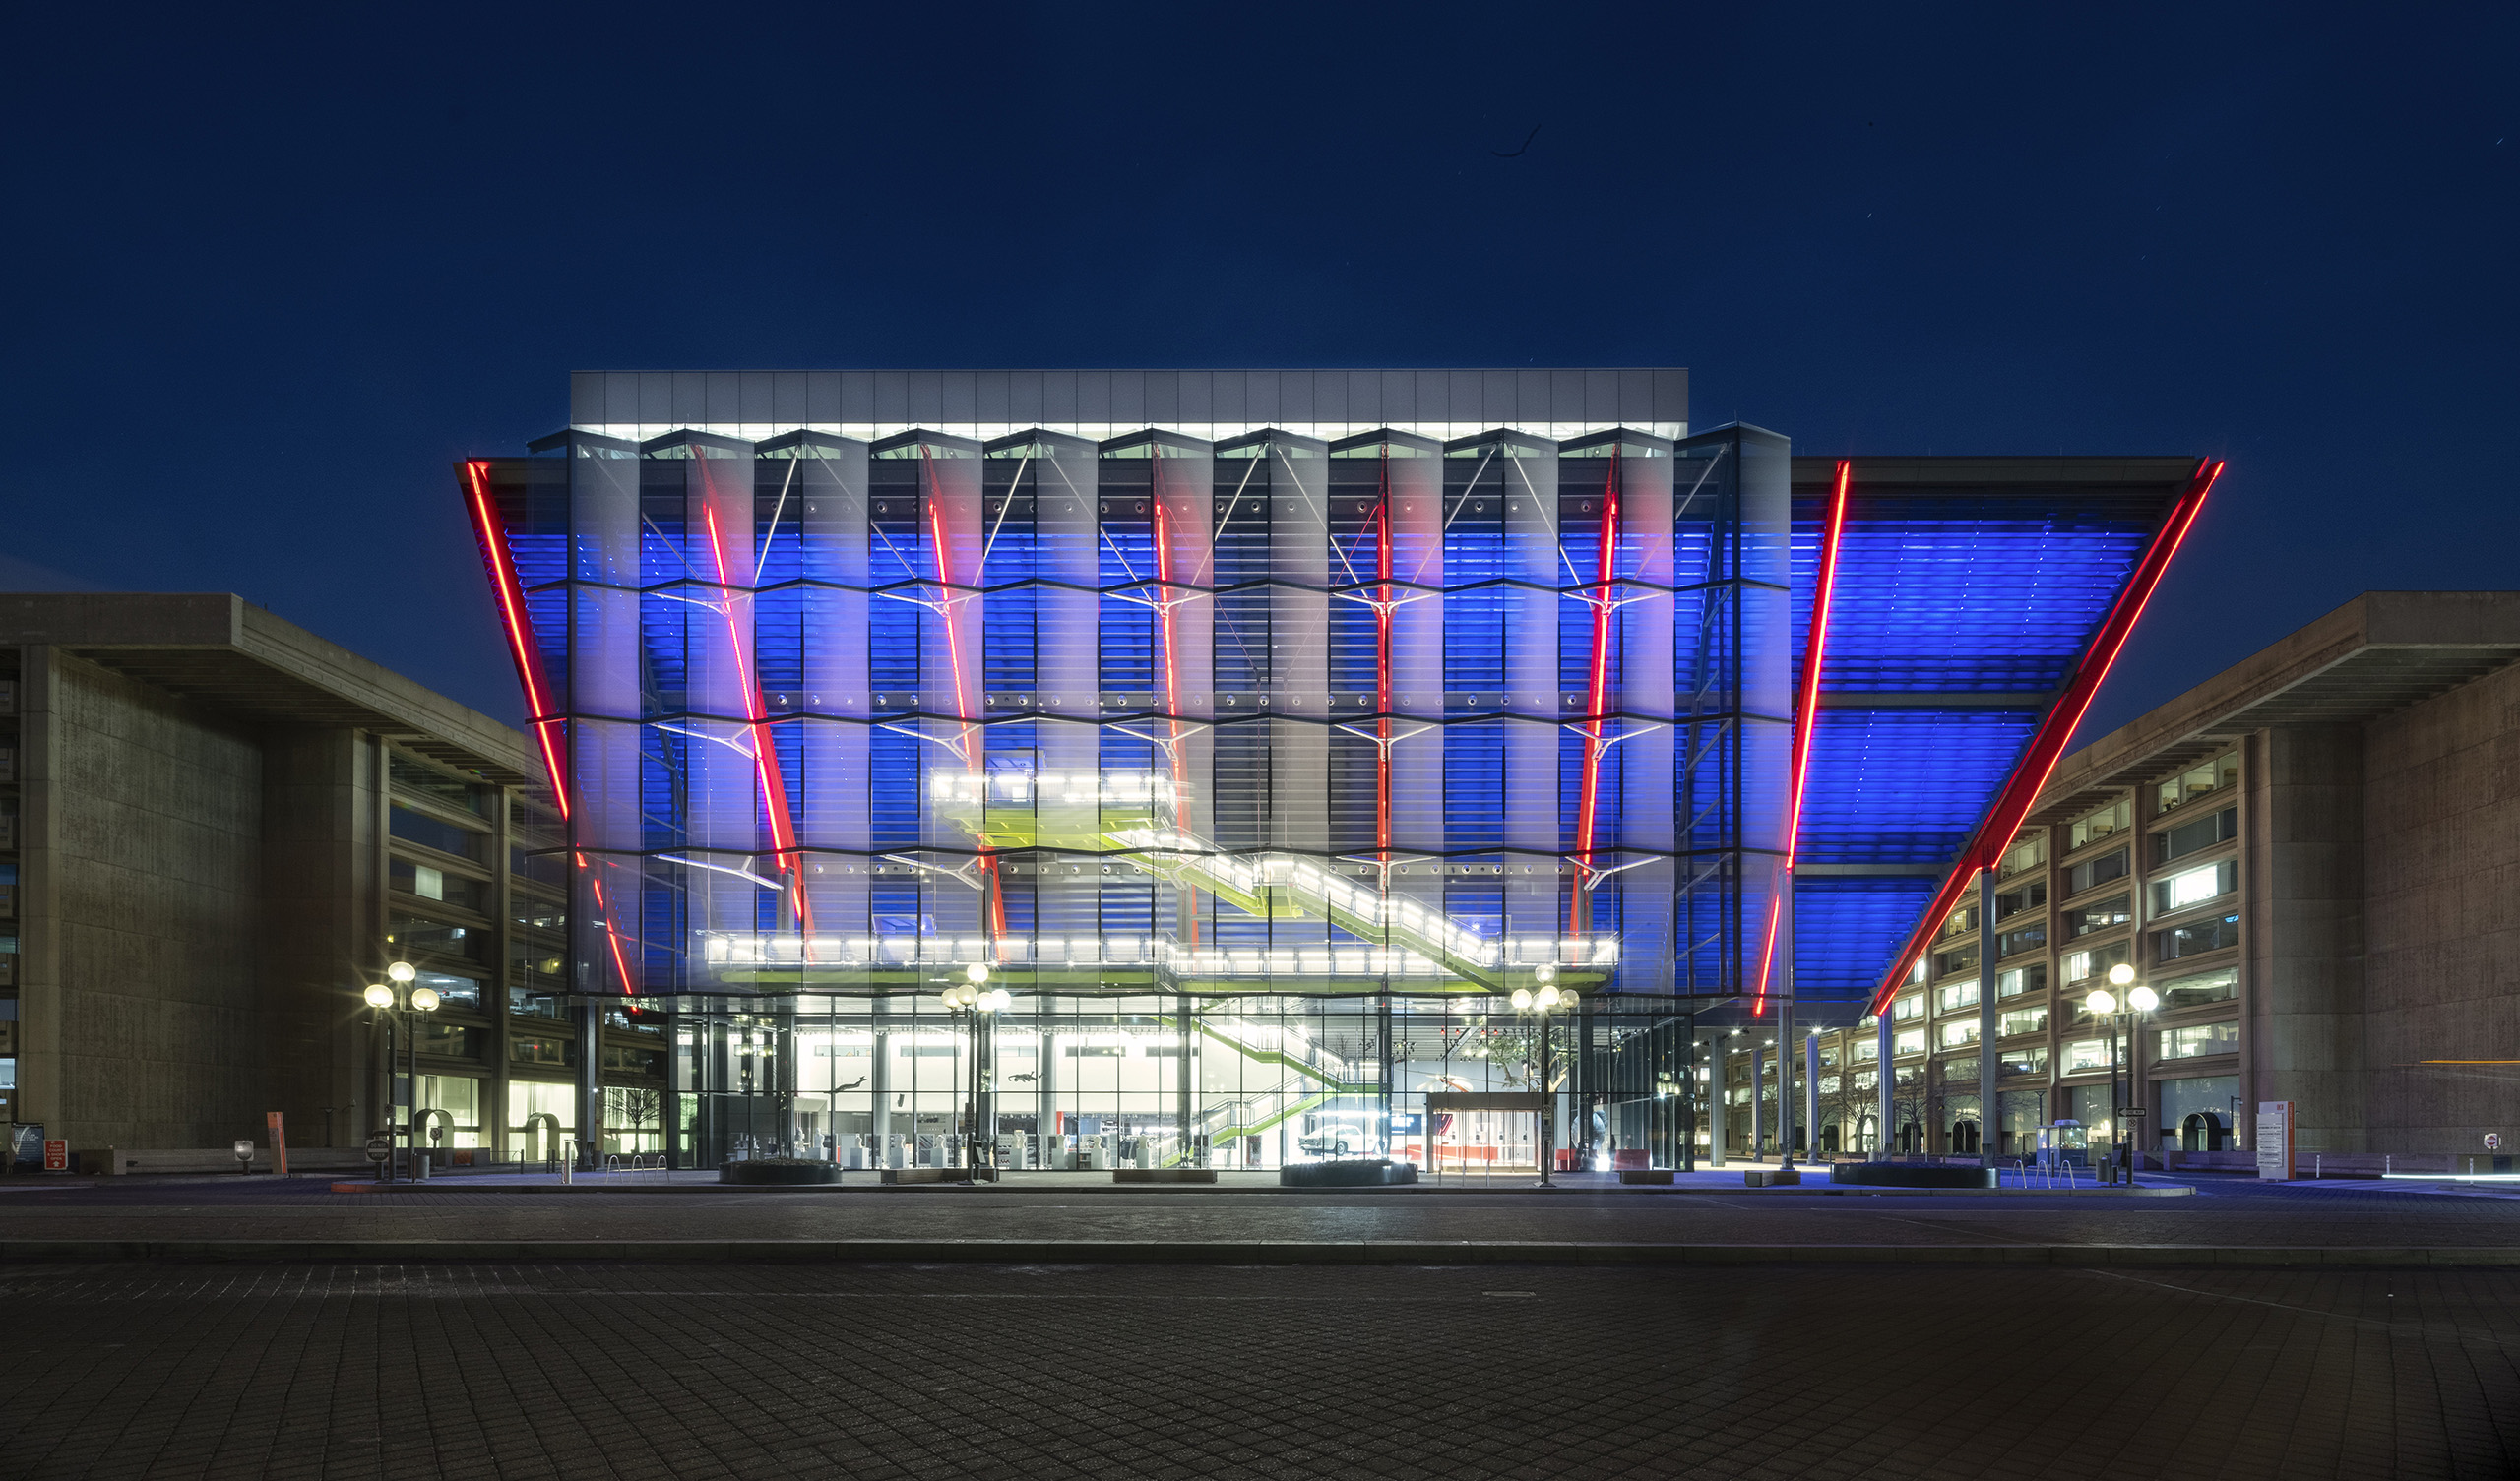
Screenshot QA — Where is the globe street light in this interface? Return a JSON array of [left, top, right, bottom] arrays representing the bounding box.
[[362, 962, 438, 1182], [1513, 964, 1578, 1188], [2084, 962, 2158, 1183]]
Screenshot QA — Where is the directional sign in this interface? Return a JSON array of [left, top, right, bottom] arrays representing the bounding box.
[[364, 1132, 394, 1163]]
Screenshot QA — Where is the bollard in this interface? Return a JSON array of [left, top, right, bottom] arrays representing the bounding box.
[[560, 1140, 575, 1186]]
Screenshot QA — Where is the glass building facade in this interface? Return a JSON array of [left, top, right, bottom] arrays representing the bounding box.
[[465, 372, 1788, 1168], [462, 370, 2206, 1171]]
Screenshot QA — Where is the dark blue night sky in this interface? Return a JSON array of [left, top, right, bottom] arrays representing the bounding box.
[[5, 5, 2512, 746]]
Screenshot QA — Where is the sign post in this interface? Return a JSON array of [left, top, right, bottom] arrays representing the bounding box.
[[2255, 1100, 2294, 1181], [266, 1111, 288, 1176]]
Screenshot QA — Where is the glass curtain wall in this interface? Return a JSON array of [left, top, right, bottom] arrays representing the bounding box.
[[471, 417, 1784, 1168]]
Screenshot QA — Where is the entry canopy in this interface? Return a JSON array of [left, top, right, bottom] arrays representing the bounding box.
[[1781, 456, 2222, 1018]]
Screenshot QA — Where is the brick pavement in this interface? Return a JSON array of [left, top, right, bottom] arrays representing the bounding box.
[[2, 1259, 2515, 1479]]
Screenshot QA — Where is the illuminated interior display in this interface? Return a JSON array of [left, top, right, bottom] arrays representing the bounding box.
[[464, 416, 1796, 1000]]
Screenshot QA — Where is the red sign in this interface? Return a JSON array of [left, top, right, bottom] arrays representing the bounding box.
[[42, 1139, 67, 1172], [266, 1112, 288, 1176]]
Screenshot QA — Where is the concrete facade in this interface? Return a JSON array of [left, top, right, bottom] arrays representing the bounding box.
[[0, 594, 548, 1162], [1713, 591, 2520, 1164]]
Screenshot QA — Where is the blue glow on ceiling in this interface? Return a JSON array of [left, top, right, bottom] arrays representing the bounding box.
[[1796, 876, 1941, 1003], [1798, 708, 2043, 866]]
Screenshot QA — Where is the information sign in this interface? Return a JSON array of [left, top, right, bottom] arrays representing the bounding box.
[[43, 1138, 68, 1172], [2255, 1100, 2294, 1181]]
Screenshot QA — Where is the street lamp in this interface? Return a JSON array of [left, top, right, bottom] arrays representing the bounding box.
[[1511, 965, 1578, 1188], [941, 964, 1010, 1177], [2083, 961, 2159, 1184], [363, 961, 439, 1182]]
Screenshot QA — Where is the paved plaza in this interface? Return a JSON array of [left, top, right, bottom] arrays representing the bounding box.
[[5, 1256, 2516, 1480], [5, 1175, 2519, 1478]]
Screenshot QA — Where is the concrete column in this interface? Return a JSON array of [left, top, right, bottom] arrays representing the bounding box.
[[1804, 1033, 1820, 1157], [1777, 1004, 1796, 1162], [2248, 725, 2367, 1151], [1876, 1012, 1894, 1157], [1750, 1044, 1765, 1158], [1979, 868, 2000, 1165], [1709, 1037, 1727, 1167], [16, 648, 60, 1139]]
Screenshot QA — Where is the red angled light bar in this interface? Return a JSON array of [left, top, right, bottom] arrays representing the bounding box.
[[1864, 458, 2224, 1018], [463, 459, 639, 993], [1753, 458, 1853, 1016]]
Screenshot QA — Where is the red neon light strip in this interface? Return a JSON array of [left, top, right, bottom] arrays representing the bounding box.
[[918, 447, 1000, 943], [1569, 452, 1621, 933], [700, 500, 816, 944], [464, 460, 641, 990], [1153, 481, 1197, 949], [1863, 459, 2224, 1017], [1752, 459, 1853, 1016]]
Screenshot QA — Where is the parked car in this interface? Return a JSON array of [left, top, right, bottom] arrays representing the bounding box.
[[1298, 1130, 1359, 1158]]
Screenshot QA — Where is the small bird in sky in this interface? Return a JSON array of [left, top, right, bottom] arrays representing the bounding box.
[[1492, 124, 1542, 158]]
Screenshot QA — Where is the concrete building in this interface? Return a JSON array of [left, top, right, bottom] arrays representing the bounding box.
[[0, 593, 626, 1169], [1720, 591, 2520, 1166]]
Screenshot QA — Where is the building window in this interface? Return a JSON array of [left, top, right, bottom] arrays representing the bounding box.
[[2160, 1021, 2241, 1060], [1851, 1038, 1879, 1062], [1940, 1056, 1980, 1082], [1995, 879, 2047, 921], [2155, 753, 2237, 816], [414, 970, 482, 1009], [2065, 847, 2128, 897], [413, 1075, 483, 1148], [2160, 966, 2238, 1008], [1940, 1021, 1980, 1048], [389, 803, 488, 864], [601, 1044, 665, 1077], [1998, 1045, 2048, 1078], [1939, 904, 1980, 940], [1894, 1028, 1926, 1056], [1933, 944, 1980, 979], [415, 1022, 483, 1061], [2157, 914, 2241, 962], [2154, 805, 2239, 866], [1996, 923, 2047, 959], [2069, 798, 2131, 851], [1938, 981, 1980, 1014], [1999, 1006, 2048, 1037], [1998, 834, 2047, 879], [511, 1035, 577, 1068], [389, 914, 484, 963], [513, 893, 564, 934], [1892, 995, 1924, 1021], [2066, 894, 2132, 939], [391, 857, 487, 912], [2062, 941, 2129, 985], [391, 753, 488, 818], [2065, 1038, 2112, 1073], [1997, 963, 2047, 999], [512, 991, 565, 1020], [2152, 858, 2238, 917]]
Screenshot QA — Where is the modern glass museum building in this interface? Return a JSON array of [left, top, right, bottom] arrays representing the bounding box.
[[462, 369, 2215, 1173]]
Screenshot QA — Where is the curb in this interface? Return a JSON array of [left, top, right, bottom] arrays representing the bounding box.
[[305, 1180, 2196, 1199], [1, 1240, 2508, 1267]]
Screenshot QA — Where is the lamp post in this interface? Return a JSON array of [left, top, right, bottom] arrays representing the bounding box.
[[363, 961, 440, 1182], [940, 963, 1010, 1177], [2083, 961, 2158, 1185], [1511, 965, 1579, 1188]]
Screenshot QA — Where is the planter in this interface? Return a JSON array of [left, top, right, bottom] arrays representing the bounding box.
[[1280, 1159, 1418, 1188], [719, 1160, 841, 1186], [1618, 1168, 1675, 1185], [879, 1166, 996, 1184], [1113, 1167, 1218, 1184], [1829, 1162, 1998, 1190]]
